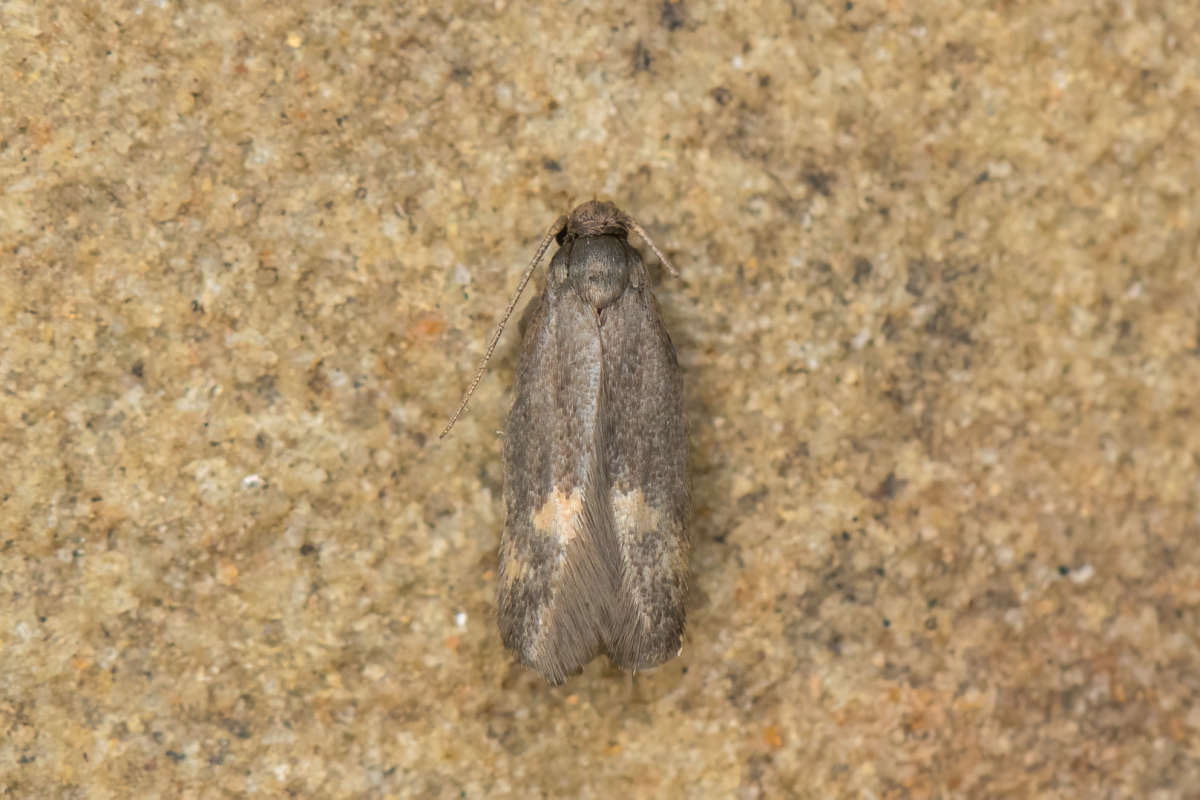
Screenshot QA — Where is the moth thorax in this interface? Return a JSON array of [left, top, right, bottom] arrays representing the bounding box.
[[569, 235, 633, 310]]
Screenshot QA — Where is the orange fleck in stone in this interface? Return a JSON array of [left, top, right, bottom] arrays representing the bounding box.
[[217, 561, 239, 585], [1167, 715, 1187, 741], [763, 725, 783, 748], [412, 315, 445, 339]]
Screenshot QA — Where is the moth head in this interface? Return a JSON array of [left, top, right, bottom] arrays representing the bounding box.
[[565, 201, 630, 240]]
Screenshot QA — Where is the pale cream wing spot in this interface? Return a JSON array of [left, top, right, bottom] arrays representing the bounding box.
[[612, 486, 688, 577], [611, 487, 662, 541], [501, 549, 528, 589], [530, 487, 586, 546]]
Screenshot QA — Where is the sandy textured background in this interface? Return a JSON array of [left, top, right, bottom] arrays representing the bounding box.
[[3, 1, 1199, 797]]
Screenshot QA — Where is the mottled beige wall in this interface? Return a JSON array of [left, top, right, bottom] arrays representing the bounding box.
[[3, 1, 1198, 797]]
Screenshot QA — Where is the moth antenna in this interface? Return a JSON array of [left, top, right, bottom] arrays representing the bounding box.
[[440, 214, 568, 439], [624, 214, 680, 277]]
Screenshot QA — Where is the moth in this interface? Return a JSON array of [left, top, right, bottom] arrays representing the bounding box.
[[442, 201, 690, 684]]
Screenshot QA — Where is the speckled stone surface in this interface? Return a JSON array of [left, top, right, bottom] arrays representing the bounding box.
[[3, 1, 1199, 797]]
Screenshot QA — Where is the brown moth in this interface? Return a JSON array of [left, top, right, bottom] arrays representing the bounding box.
[[442, 201, 689, 684]]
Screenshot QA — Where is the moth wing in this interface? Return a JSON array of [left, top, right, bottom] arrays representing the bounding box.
[[598, 258, 690, 672], [498, 280, 620, 684]]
